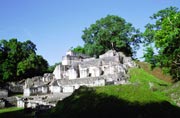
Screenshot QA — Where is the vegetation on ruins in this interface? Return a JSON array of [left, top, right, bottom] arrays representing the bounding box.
[[0, 39, 49, 82], [73, 7, 180, 81], [38, 63, 180, 118], [1, 6, 180, 118], [73, 15, 141, 57], [143, 6, 180, 80], [1, 63, 180, 118]]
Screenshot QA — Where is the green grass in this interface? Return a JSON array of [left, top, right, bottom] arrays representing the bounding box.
[[0, 107, 34, 118], [0, 107, 23, 113], [129, 68, 170, 87], [44, 67, 180, 118], [2, 66, 180, 118], [96, 85, 166, 103], [136, 61, 173, 83], [164, 81, 180, 104], [96, 68, 171, 104]]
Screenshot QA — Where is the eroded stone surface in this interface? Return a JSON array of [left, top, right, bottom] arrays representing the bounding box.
[[20, 50, 136, 108]]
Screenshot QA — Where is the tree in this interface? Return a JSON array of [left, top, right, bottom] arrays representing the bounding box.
[[17, 53, 48, 79], [75, 15, 141, 57], [143, 6, 180, 80], [0, 39, 49, 82], [143, 46, 156, 65], [73, 46, 85, 54]]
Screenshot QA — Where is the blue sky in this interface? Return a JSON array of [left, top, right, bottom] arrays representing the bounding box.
[[0, 0, 179, 65]]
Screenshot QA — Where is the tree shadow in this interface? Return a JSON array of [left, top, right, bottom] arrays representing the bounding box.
[[48, 86, 180, 118], [1, 85, 180, 118], [0, 108, 34, 118]]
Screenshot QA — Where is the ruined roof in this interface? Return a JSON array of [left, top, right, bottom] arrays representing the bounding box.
[[99, 50, 116, 58], [79, 55, 120, 68]]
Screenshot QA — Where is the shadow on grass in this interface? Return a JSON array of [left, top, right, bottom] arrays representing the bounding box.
[[0, 108, 34, 118], [1, 86, 180, 118], [44, 86, 180, 118]]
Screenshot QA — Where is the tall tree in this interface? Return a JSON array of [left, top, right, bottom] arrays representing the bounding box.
[[74, 15, 141, 57], [17, 53, 48, 79], [143, 6, 180, 80], [0, 39, 48, 82]]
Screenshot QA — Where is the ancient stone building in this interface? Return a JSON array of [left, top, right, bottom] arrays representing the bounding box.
[[19, 50, 136, 108], [23, 50, 136, 96]]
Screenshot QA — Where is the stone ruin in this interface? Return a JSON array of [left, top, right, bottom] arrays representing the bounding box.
[[0, 80, 25, 109], [0, 89, 8, 99], [17, 50, 136, 108], [0, 89, 8, 109]]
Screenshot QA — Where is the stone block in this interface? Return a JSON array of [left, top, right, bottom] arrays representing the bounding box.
[[68, 68, 78, 79], [62, 86, 74, 93], [0, 99, 5, 109], [0, 89, 8, 98], [24, 88, 31, 97]]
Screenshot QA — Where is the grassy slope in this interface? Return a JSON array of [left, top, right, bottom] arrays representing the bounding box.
[[1, 63, 180, 118], [42, 67, 180, 118], [137, 61, 173, 83], [0, 107, 23, 114], [96, 68, 171, 103], [0, 107, 34, 118]]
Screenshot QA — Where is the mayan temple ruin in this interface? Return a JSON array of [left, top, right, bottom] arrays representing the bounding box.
[[15, 50, 136, 108]]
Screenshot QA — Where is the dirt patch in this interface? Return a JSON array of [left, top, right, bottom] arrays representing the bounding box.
[[137, 61, 173, 83]]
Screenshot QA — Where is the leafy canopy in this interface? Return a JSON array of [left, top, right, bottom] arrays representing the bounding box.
[[143, 6, 180, 80], [74, 15, 141, 57], [0, 39, 48, 82]]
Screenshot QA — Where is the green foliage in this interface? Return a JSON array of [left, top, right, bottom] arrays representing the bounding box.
[[41, 67, 180, 118], [0, 107, 23, 114], [0, 107, 34, 118], [17, 53, 48, 78], [143, 6, 180, 80], [128, 68, 170, 90], [1, 67, 180, 118], [76, 15, 141, 57], [0, 39, 48, 82], [142, 46, 158, 68], [165, 81, 180, 101], [96, 68, 170, 103], [73, 46, 85, 54]]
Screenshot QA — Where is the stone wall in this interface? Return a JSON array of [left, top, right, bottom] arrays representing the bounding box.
[[24, 88, 31, 97], [23, 50, 135, 101], [0, 89, 8, 98], [68, 68, 78, 79], [50, 76, 106, 93], [0, 99, 5, 109], [53, 64, 63, 79], [50, 86, 61, 93], [5, 96, 17, 106], [62, 86, 74, 93], [17, 99, 25, 108]]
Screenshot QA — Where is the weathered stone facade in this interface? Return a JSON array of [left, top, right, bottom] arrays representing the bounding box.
[[0, 89, 8, 98], [23, 50, 136, 96], [53, 50, 135, 80], [0, 99, 5, 109], [23, 74, 53, 97], [19, 50, 136, 108]]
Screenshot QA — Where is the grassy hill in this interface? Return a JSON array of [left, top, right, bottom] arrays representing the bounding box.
[[1, 62, 180, 118], [137, 61, 173, 83], [40, 66, 180, 118]]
